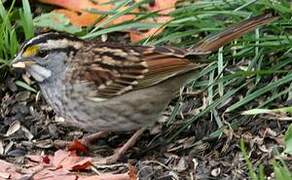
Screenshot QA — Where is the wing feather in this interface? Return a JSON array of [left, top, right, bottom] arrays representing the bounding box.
[[65, 43, 203, 100]]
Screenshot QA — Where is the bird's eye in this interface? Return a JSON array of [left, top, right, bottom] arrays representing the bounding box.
[[37, 50, 48, 58]]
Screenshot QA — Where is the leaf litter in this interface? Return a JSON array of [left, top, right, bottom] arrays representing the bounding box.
[[1, 80, 290, 178], [0, 149, 135, 179], [0, 0, 291, 179]]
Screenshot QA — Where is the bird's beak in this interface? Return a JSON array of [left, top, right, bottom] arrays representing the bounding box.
[[11, 58, 35, 69], [11, 57, 52, 82], [12, 61, 26, 68]]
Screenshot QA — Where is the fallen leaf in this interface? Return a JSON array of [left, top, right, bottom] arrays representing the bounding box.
[[26, 154, 46, 163], [0, 159, 22, 179], [1, 150, 132, 179], [50, 150, 92, 171], [33, 168, 77, 180], [53, 10, 99, 27], [71, 158, 92, 171], [4, 141, 13, 155], [43, 155, 51, 164], [80, 173, 130, 180], [0, 172, 10, 179], [39, 0, 111, 13], [21, 126, 34, 141], [174, 157, 188, 172], [129, 0, 177, 42], [38, 0, 129, 27], [34, 12, 82, 33], [34, 139, 54, 149], [68, 139, 88, 153], [36, 0, 177, 41], [128, 164, 138, 180], [0, 140, 4, 155], [5, 120, 21, 137], [52, 150, 71, 168]]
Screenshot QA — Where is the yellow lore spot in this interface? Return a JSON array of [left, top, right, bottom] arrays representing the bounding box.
[[22, 45, 39, 57]]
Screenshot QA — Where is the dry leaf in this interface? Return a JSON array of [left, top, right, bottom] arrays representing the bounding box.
[[0, 150, 133, 179], [0, 140, 4, 155], [0, 159, 22, 179], [21, 126, 34, 140], [37, 0, 177, 42], [130, 0, 177, 42], [0, 172, 10, 179], [4, 141, 13, 155], [128, 164, 138, 180], [80, 173, 130, 180], [34, 139, 54, 149], [71, 158, 92, 171], [5, 120, 21, 137], [68, 139, 88, 153], [38, 0, 133, 27]]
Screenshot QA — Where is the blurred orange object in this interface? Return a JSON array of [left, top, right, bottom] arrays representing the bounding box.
[[38, 0, 137, 27], [37, 0, 177, 41]]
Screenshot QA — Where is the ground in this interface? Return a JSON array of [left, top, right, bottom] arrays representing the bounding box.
[[0, 0, 291, 179], [0, 73, 290, 179]]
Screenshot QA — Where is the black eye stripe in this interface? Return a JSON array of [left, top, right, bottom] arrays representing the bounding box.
[[19, 40, 30, 51], [34, 47, 78, 58]]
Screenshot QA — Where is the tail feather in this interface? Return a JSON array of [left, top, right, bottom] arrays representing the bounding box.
[[187, 12, 278, 55]]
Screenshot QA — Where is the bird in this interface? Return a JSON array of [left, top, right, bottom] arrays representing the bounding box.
[[12, 12, 277, 164]]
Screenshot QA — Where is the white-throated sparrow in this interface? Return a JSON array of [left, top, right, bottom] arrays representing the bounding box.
[[12, 12, 277, 163]]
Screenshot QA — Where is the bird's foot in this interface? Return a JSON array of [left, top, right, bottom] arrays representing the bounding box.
[[93, 128, 146, 164], [53, 131, 108, 150]]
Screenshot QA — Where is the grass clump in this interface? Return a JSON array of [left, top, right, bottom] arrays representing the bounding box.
[[0, 0, 33, 79]]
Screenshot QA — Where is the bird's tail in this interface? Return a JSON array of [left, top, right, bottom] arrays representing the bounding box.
[[187, 11, 278, 55]]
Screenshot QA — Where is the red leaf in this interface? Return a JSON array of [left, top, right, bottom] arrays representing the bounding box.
[[0, 156, 132, 179], [52, 150, 71, 168], [71, 158, 92, 171], [43, 155, 51, 164], [68, 139, 88, 153], [128, 164, 137, 180]]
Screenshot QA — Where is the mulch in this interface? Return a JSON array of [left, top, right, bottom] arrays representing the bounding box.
[[0, 72, 290, 179]]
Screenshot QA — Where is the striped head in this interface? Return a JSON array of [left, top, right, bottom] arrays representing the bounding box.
[[12, 32, 83, 82]]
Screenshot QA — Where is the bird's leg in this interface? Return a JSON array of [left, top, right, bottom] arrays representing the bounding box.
[[54, 128, 146, 164], [80, 131, 109, 147], [54, 131, 109, 149], [94, 128, 146, 164]]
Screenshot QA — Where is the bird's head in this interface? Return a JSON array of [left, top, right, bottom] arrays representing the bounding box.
[[12, 32, 83, 82]]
